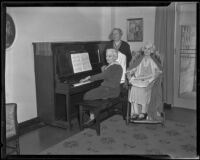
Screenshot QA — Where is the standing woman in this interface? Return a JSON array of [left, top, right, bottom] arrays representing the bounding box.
[[102, 28, 132, 116]]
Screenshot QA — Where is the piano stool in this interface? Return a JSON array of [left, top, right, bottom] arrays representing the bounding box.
[[78, 96, 126, 136]]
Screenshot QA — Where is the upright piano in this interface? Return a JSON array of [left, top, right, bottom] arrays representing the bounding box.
[[33, 41, 108, 129]]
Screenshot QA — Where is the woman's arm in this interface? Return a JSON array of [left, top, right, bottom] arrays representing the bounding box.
[[80, 64, 109, 82], [90, 72, 106, 81], [126, 68, 137, 80], [125, 44, 132, 68], [91, 64, 122, 82], [79, 71, 106, 82], [80, 76, 91, 82]]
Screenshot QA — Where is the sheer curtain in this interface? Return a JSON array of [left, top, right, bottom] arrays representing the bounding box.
[[154, 3, 175, 105]]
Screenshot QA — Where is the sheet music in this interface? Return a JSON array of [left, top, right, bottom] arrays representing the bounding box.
[[71, 52, 92, 73]]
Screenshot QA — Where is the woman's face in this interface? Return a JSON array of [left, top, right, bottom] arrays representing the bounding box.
[[144, 47, 151, 56], [143, 43, 153, 56], [106, 52, 115, 64], [112, 30, 122, 41]]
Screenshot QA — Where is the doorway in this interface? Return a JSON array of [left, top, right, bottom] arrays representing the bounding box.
[[174, 2, 196, 110]]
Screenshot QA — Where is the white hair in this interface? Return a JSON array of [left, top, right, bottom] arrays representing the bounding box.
[[106, 48, 118, 60], [106, 49, 118, 58]]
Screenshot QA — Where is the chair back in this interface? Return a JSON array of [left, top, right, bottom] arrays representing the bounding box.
[[6, 103, 18, 140]]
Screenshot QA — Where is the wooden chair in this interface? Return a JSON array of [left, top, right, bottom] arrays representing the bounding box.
[[6, 103, 20, 155], [126, 74, 165, 126], [78, 96, 125, 136]]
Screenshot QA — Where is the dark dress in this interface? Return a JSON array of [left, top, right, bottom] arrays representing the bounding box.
[[84, 63, 123, 100]]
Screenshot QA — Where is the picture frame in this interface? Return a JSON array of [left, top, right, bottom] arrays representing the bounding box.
[[127, 18, 143, 42], [6, 13, 16, 49]]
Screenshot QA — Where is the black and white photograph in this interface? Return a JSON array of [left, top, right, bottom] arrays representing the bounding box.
[[1, 1, 198, 159], [127, 18, 143, 42]]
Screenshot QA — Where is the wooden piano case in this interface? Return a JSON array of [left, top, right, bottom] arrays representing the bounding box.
[[33, 41, 108, 129]]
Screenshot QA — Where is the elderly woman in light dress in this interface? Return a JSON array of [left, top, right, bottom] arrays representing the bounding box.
[[127, 42, 162, 120]]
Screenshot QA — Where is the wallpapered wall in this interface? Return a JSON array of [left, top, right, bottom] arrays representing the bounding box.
[[5, 7, 155, 123]]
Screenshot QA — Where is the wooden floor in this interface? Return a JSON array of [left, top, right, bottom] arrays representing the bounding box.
[[7, 107, 197, 155]]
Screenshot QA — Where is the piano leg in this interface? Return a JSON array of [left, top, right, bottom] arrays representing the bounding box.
[[69, 121, 72, 130], [95, 116, 100, 136], [65, 93, 72, 131], [49, 93, 73, 130], [79, 105, 83, 131]]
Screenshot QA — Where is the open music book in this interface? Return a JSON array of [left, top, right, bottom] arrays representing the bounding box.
[[71, 52, 92, 73]]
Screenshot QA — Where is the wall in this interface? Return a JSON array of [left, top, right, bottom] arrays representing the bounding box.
[[113, 7, 156, 52], [5, 7, 156, 123], [5, 7, 112, 123]]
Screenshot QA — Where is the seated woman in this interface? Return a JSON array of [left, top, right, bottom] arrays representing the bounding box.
[[127, 42, 162, 121], [80, 48, 123, 122]]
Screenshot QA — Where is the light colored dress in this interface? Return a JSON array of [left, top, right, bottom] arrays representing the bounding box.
[[128, 55, 161, 106]]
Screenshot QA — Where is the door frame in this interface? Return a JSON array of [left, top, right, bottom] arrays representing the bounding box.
[[173, 2, 196, 110]]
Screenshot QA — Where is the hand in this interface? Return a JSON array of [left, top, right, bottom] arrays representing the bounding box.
[[101, 65, 107, 72], [126, 71, 132, 80], [127, 68, 136, 75], [80, 76, 90, 83], [126, 71, 135, 80]]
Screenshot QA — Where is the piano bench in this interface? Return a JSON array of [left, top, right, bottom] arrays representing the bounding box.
[[78, 97, 124, 136]]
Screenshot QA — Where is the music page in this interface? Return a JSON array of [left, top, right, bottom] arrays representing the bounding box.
[[71, 52, 92, 73]]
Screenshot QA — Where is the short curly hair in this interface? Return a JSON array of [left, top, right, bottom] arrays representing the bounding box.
[[108, 28, 123, 40]]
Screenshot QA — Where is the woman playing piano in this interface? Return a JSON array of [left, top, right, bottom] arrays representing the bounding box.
[[80, 48, 123, 121]]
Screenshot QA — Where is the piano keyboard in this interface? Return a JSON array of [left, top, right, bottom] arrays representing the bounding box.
[[73, 81, 92, 87]]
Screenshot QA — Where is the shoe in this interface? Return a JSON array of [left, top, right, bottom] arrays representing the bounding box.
[[84, 118, 95, 126], [137, 113, 148, 120]]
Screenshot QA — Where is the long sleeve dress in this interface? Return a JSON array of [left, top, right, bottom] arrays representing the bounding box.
[[84, 62, 123, 100]]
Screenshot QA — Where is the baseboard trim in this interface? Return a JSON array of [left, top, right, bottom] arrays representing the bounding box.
[[19, 117, 42, 134], [18, 104, 172, 133], [164, 103, 172, 110]]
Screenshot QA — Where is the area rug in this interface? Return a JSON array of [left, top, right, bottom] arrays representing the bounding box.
[[39, 115, 197, 158]]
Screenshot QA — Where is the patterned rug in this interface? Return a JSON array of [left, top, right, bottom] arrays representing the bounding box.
[[39, 115, 197, 158]]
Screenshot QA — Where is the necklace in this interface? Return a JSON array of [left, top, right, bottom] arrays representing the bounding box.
[[113, 41, 122, 50]]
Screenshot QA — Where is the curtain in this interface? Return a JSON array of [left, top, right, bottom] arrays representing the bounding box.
[[154, 3, 175, 104]]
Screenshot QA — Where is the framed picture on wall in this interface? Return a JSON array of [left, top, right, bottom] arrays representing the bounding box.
[[127, 18, 143, 42]]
